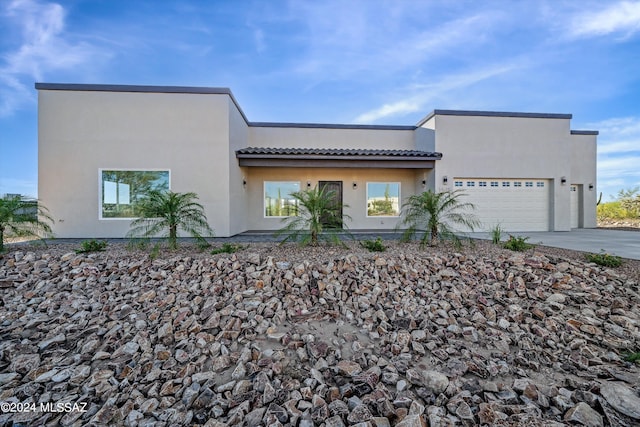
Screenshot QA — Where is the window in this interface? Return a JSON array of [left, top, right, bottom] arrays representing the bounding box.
[[265, 181, 300, 217], [455, 181, 463, 187], [101, 170, 169, 219], [367, 182, 400, 217], [525, 182, 533, 187], [537, 182, 545, 187], [479, 181, 487, 187], [467, 181, 475, 187], [502, 181, 510, 187], [491, 181, 499, 187], [514, 182, 522, 187]]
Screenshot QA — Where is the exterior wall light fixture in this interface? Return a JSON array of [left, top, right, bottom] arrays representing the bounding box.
[[242, 178, 247, 188], [589, 183, 594, 190], [307, 181, 311, 188], [442, 176, 448, 185], [561, 176, 567, 185], [352, 182, 357, 190]]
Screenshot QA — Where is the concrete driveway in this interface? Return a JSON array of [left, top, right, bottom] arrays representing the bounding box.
[[469, 229, 640, 260]]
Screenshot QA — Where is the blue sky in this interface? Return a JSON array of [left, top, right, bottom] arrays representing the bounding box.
[[1, 0, 640, 201]]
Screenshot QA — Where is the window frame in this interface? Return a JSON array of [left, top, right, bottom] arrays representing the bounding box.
[[263, 181, 301, 218], [366, 182, 401, 218], [99, 169, 171, 220]]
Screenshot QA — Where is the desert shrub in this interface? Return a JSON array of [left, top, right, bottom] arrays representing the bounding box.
[[211, 243, 245, 254], [585, 251, 623, 267], [623, 352, 640, 364], [361, 237, 386, 252], [490, 224, 503, 244], [503, 235, 532, 252], [597, 201, 634, 220], [149, 243, 161, 260], [618, 187, 640, 217], [76, 239, 107, 253]]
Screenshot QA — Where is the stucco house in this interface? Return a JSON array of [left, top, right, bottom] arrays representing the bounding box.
[[36, 83, 598, 238]]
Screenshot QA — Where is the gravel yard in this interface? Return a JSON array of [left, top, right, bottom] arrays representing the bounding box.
[[0, 240, 639, 426]]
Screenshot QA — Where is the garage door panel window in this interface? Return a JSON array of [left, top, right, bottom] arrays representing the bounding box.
[[367, 182, 400, 217], [101, 170, 170, 219]]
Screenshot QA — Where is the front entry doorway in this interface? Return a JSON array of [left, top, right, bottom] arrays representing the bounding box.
[[318, 181, 343, 229]]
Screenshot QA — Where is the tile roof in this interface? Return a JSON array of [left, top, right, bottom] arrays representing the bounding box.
[[236, 147, 442, 158]]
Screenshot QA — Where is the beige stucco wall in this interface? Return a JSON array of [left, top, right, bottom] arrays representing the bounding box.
[[570, 134, 598, 228], [243, 168, 426, 231], [249, 126, 415, 150], [38, 89, 232, 238], [425, 114, 594, 231], [228, 98, 250, 236]]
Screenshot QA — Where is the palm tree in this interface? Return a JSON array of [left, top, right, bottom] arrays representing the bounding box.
[[275, 186, 351, 246], [126, 190, 214, 249], [397, 189, 479, 246], [0, 195, 53, 252]]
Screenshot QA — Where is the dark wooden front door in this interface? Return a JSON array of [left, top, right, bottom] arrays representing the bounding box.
[[319, 181, 343, 229]]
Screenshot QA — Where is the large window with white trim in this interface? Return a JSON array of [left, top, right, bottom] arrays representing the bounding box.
[[101, 170, 169, 219], [367, 182, 400, 217], [264, 181, 300, 217]]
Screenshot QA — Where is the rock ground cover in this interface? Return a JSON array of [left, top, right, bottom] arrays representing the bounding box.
[[0, 240, 639, 426], [598, 218, 640, 231]]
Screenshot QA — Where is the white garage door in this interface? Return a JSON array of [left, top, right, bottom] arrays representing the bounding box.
[[453, 178, 550, 232], [570, 185, 579, 228]]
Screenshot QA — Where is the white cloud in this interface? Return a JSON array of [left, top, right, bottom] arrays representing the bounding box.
[[597, 155, 640, 178], [353, 63, 521, 123], [568, 1, 640, 39], [598, 140, 640, 154], [354, 100, 423, 124], [277, 1, 502, 84], [590, 116, 640, 136], [0, 0, 108, 116]]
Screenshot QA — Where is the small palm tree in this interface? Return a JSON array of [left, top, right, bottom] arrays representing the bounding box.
[[275, 186, 351, 246], [126, 190, 214, 249], [0, 195, 53, 252], [397, 189, 479, 246]]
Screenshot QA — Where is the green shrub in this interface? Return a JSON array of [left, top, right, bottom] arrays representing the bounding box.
[[490, 224, 503, 244], [585, 251, 623, 267], [149, 243, 161, 260], [211, 243, 245, 254], [503, 235, 533, 252], [597, 201, 635, 220], [76, 239, 107, 253], [623, 352, 640, 364], [361, 236, 386, 252]]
